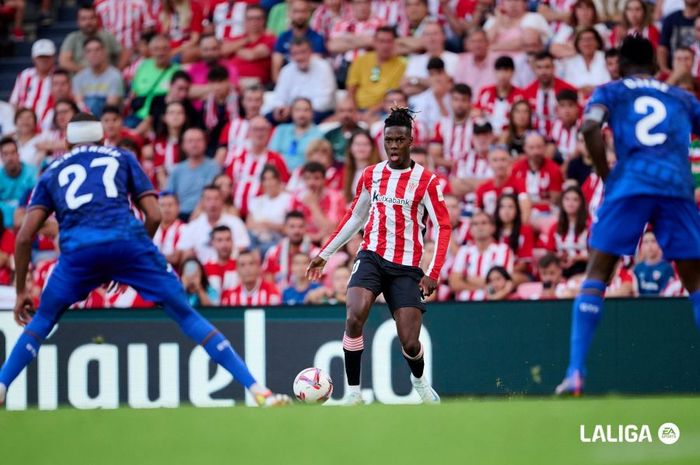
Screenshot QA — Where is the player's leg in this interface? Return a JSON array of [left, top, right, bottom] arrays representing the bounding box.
[[557, 196, 650, 395], [110, 242, 288, 405], [0, 254, 103, 403], [343, 252, 382, 404]]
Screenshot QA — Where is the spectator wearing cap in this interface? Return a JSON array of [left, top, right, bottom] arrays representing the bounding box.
[[475, 56, 526, 135], [0, 137, 37, 229], [268, 98, 324, 170], [454, 29, 497, 99], [346, 26, 405, 112], [129, 34, 181, 125], [153, 192, 187, 267], [59, 5, 125, 73], [271, 0, 327, 82], [268, 37, 337, 125], [177, 185, 251, 264], [223, 4, 277, 86], [324, 97, 362, 162], [402, 21, 459, 97], [549, 89, 581, 163], [484, 0, 550, 53], [186, 34, 240, 107], [167, 128, 222, 219], [522, 51, 577, 136], [559, 27, 611, 97], [409, 57, 453, 134], [72, 37, 125, 118], [430, 83, 475, 173], [449, 119, 494, 203], [10, 39, 55, 122]]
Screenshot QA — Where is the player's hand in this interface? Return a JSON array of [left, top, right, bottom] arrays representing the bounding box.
[[419, 276, 438, 298], [306, 256, 326, 281], [13, 290, 34, 327]]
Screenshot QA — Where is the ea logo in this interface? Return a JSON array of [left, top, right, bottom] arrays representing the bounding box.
[[657, 423, 680, 445]]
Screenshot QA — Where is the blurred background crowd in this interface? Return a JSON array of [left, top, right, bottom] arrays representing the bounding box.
[[0, 0, 699, 307]]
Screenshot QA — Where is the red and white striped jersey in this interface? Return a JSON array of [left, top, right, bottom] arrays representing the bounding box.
[[371, 120, 427, 160], [107, 286, 155, 308], [10, 68, 52, 120], [212, 1, 248, 41], [225, 148, 290, 217], [319, 161, 452, 280], [432, 117, 474, 163], [546, 223, 589, 260], [474, 176, 528, 217], [451, 241, 514, 301], [522, 78, 577, 134], [309, 2, 352, 40], [497, 223, 535, 266], [510, 156, 564, 213], [94, 0, 155, 49], [263, 237, 314, 287], [203, 258, 239, 294], [221, 279, 281, 306], [475, 85, 525, 134], [329, 17, 385, 64], [219, 117, 251, 161], [153, 219, 186, 257], [371, 1, 409, 36], [549, 119, 579, 161], [152, 136, 180, 175], [582, 172, 604, 218], [452, 150, 493, 181]]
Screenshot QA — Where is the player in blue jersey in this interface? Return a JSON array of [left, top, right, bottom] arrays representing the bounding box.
[[0, 114, 290, 407], [556, 36, 700, 395]]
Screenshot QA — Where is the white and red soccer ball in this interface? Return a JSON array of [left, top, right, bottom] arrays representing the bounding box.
[[293, 368, 333, 404]]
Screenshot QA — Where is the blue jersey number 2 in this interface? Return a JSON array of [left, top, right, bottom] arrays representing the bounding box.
[[57, 157, 120, 209], [634, 96, 667, 147]]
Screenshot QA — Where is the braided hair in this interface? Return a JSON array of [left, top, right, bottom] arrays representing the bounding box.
[[384, 106, 415, 133]]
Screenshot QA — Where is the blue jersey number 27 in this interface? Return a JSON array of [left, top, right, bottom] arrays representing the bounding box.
[[58, 157, 120, 209], [634, 96, 667, 147]]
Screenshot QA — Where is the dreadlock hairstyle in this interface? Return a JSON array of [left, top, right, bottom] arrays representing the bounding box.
[[384, 106, 415, 133]]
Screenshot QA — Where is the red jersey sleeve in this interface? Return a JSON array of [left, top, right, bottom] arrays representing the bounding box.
[[545, 223, 558, 252], [423, 176, 452, 281]]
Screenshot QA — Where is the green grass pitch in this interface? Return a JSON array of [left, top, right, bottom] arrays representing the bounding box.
[[1, 396, 699, 465]]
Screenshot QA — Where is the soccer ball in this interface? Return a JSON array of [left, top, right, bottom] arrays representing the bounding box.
[[293, 367, 333, 404]]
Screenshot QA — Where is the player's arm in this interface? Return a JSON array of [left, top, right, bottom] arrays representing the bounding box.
[[581, 104, 610, 181], [136, 194, 162, 238], [14, 208, 50, 326], [307, 173, 371, 281], [422, 178, 452, 296]]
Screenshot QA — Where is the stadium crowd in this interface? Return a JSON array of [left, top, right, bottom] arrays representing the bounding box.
[[1, 0, 699, 307]]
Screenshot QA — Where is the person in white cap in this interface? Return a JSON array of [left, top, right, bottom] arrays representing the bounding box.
[[0, 112, 291, 408], [9, 39, 55, 119]]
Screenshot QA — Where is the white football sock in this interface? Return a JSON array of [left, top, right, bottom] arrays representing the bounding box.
[[347, 385, 361, 395]]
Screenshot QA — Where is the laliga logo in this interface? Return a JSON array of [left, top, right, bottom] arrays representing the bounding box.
[[580, 422, 680, 444]]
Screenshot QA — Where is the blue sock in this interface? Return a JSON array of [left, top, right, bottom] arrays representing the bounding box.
[[690, 291, 700, 329], [566, 279, 606, 378], [0, 313, 55, 388], [167, 303, 257, 389]]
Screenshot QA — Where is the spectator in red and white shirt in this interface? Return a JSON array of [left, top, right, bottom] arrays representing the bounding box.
[[203, 225, 240, 295], [545, 186, 589, 277], [449, 211, 514, 301], [449, 119, 494, 203], [475, 55, 525, 135], [222, 249, 281, 306], [287, 138, 344, 194], [475, 146, 530, 219], [327, 0, 384, 69], [94, 0, 155, 61], [225, 116, 290, 218], [522, 51, 577, 135], [153, 192, 186, 267], [223, 5, 277, 85], [145, 101, 187, 189], [511, 132, 563, 225], [609, 0, 659, 49], [38, 68, 73, 132], [499, 99, 533, 157], [100, 105, 145, 149], [10, 39, 55, 123], [373, 0, 409, 37], [581, 171, 603, 217], [291, 161, 347, 243], [0, 216, 14, 286], [549, 89, 581, 162], [216, 84, 265, 166], [263, 210, 313, 287], [310, 0, 353, 41], [344, 129, 383, 203], [157, 0, 203, 62], [211, 0, 249, 41], [201, 66, 239, 154], [430, 83, 475, 172], [494, 192, 535, 282]]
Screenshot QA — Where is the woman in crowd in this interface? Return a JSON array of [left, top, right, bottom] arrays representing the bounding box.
[[559, 27, 611, 96], [485, 266, 517, 301], [342, 129, 381, 204], [13, 107, 46, 169], [180, 258, 218, 306], [610, 0, 659, 49], [146, 101, 189, 190], [159, 0, 203, 63], [247, 165, 293, 254], [494, 193, 535, 285], [546, 186, 590, 278], [36, 98, 79, 160], [500, 100, 533, 157], [550, 0, 609, 58]]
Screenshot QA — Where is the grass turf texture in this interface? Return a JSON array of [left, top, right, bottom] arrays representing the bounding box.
[[1, 396, 699, 465]]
